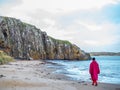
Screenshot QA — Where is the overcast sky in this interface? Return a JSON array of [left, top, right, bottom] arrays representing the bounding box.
[[0, 0, 120, 52]]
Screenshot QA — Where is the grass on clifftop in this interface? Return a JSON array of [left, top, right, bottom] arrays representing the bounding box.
[[0, 50, 13, 65], [49, 36, 71, 45]]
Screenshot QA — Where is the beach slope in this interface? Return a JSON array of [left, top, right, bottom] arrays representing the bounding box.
[[0, 60, 119, 90]]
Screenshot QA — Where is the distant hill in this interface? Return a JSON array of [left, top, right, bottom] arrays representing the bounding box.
[[90, 52, 120, 56]]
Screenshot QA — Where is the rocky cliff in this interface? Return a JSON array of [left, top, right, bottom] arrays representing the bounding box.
[[0, 16, 91, 60]]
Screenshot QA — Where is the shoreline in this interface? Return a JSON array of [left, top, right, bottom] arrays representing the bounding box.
[[0, 60, 120, 90]]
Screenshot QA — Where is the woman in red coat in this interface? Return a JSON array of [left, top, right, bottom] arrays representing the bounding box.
[[89, 57, 100, 86]]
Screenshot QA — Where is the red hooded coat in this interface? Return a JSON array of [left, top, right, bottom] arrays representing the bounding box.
[[89, 60, 100, 81]]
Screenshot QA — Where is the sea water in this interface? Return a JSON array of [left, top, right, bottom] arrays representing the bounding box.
[[46, 56, 120, 84]]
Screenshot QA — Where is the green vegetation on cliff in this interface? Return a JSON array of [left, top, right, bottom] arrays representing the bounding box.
[[0, 50, 13, 65], [49, 36, 71, 45]]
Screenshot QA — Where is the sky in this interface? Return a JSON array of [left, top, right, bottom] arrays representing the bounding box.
[[0, 0, 120, 52]]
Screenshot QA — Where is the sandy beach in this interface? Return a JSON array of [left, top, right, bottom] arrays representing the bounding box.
[[0, 60, 120, 90]]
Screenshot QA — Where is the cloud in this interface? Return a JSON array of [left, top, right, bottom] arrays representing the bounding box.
[[0, 0, 22, 15], [32, 0, 118, 13], [0, 0, 120, 52], [4, 0, 119, 14]]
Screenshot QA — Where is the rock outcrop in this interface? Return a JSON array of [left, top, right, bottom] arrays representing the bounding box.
[[0, 16, 91, 60]]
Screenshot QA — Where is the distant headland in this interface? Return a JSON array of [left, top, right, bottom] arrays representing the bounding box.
[[90, 52, 120, 56]]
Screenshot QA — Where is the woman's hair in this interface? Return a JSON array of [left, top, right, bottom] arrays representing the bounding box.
[[92, 57, 95, 60]]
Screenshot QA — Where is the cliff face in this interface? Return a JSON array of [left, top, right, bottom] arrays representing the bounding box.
[[0, 16, 91, 60]]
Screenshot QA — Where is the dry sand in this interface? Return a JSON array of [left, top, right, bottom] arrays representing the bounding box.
[[0, 60, 120, 90]]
